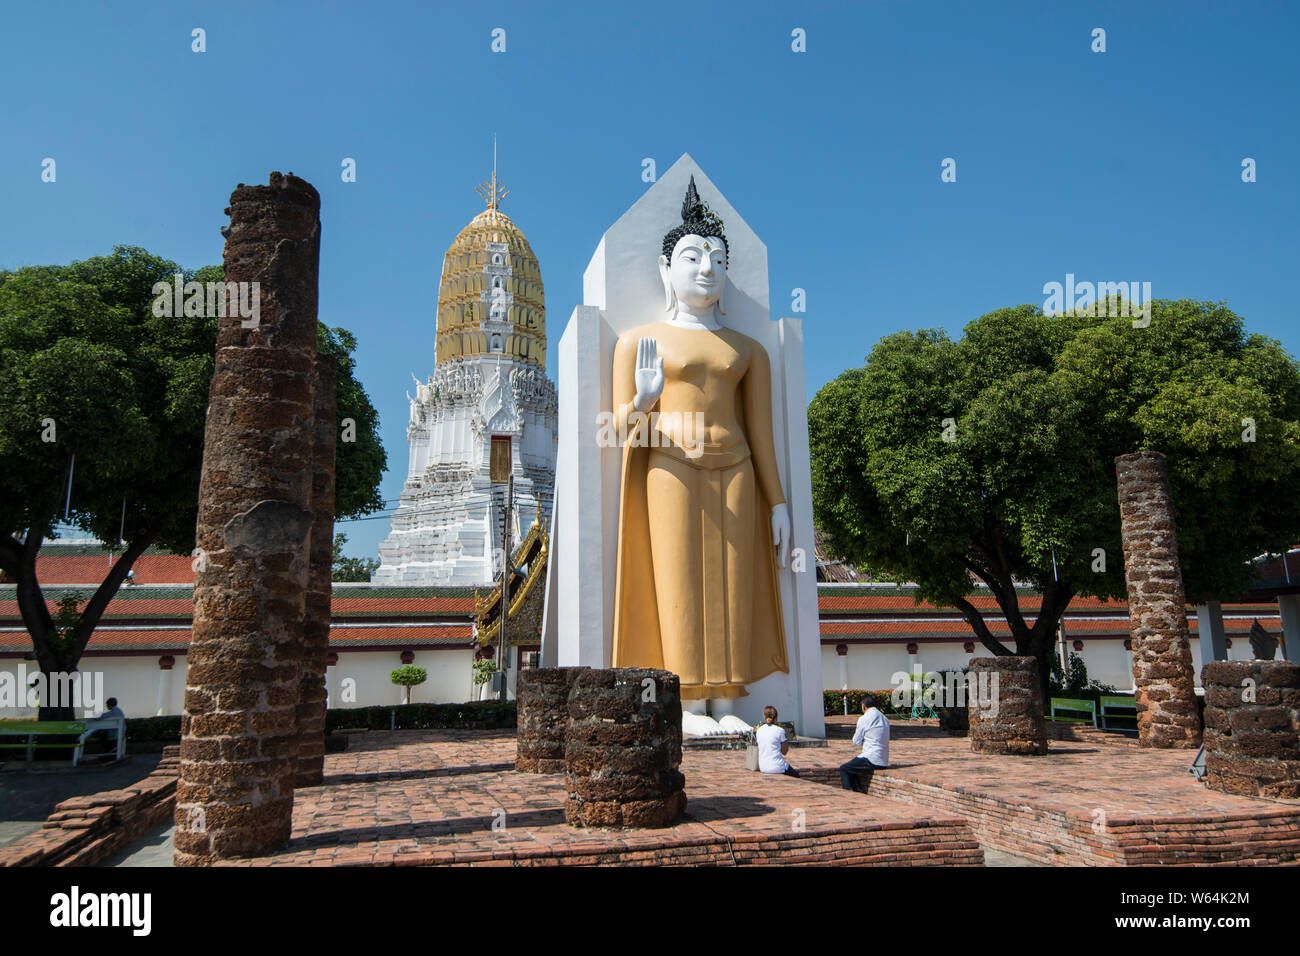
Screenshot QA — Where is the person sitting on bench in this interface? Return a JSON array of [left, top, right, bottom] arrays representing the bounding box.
[[88, 697, 125, 750], [840, 697, 890, 793]]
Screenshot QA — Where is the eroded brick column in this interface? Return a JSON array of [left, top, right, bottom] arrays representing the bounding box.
[[967, 656, 1047, 755], [1202, 661, 1300, 798], [176, 173, 322, 866], [295, 355, 337, 788], [564, 668, 685, 828], [516, 666, 588, 773], [1115, 451, 1203, 749]]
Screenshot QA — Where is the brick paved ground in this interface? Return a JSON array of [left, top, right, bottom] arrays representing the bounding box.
[[802, 717, 1300, 865], [215, 719, 1300, 867], [24, 715, 1293, 867], [225, 729, 983, 867], [0, 753, 163, 851]]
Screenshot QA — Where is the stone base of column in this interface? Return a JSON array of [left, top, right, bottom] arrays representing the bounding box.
[[1202, 660, 1300, 799], [564, 667, 686, 828], [516, 666, 589, 773], [968, 656, 1048, 756], [174, 780, 295, 868]]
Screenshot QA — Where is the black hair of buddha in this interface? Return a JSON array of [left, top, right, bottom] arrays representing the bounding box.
[[661, 176, 728, 265]]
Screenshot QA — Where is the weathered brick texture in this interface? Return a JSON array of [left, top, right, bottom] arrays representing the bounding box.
[[177, 173, 322, 866], [968, 656, 1048, 755], [0, 747, 180, 868], [1115, 451, 1202, 749], [516, 666, 588, 773], [564, 667, 686, 828], [296, 355, 337, 789], [1202, 660, 1300, 799]]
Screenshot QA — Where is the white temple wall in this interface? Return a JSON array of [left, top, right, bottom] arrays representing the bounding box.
[[328, 648, 480, 707], [817, 640, 1187, 697]]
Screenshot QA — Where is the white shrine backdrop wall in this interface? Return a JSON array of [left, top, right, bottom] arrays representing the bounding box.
[[6, 636, 1272, 719], [0, 648, 491, 718], [541, 154, 825, 736]]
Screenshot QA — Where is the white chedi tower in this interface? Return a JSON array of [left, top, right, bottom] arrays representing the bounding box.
[[374, 172, 557, 585]]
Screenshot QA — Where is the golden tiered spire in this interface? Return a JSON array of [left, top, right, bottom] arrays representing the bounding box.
[[434, 145, 545, 368]]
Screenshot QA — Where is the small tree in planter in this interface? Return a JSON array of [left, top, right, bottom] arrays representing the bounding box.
[[471, 658, 495, 701], [390, 665, 427, 705]]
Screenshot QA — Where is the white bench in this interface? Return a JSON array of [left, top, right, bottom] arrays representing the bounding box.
[[0, 717, 125, 765]]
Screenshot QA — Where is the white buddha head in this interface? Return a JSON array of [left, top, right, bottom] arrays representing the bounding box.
[[659, 176, 727, 317]]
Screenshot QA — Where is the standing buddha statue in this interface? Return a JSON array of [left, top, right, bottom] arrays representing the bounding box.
[[611, 178, 791, 728]]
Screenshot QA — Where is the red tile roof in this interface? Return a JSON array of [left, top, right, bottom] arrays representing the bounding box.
[[32, 554, 196, 585], [1, 553, 1283, 654], [0, 623, 474, 652], [0, 595, 476, 619], [819, 593, 1131, 612]]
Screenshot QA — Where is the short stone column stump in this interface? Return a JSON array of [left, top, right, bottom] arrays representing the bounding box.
[[1202, 660, 1300, 799], [564, 667, 686, 828], [968, 656, 1048, 756], [516, 666, 589, 773]]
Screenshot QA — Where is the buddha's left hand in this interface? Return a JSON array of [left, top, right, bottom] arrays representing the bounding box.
[[771, 504, 791, 569]]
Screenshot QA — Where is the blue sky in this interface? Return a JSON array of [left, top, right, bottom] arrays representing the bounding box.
[[4, 0, 1297, 561]]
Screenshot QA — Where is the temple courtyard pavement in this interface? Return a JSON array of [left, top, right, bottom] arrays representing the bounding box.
[[41, 717, 1298, 868]]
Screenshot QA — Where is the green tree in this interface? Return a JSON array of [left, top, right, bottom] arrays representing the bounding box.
[[390, 664, 427, 705], [0, 246, 387, 716], [332, 532, 380, 582], [809, 299, 1300, 701]]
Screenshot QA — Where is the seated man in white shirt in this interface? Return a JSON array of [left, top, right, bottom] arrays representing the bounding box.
[[755, 706, 800, 777], [88, 697, 126, 749], [840, 697, 890, 793]]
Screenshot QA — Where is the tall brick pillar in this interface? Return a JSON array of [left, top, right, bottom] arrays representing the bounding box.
[[296, 355, 337, 788], [1115, 451, 1202, 749], [176, 173, 322, 866]]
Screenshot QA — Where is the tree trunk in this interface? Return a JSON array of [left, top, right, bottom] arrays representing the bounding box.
[[1033, 645, 1052, 711], [1, 527, 156, 722], [968, 586, 1071, 713]]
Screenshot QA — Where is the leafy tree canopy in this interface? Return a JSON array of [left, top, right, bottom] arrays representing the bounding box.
[[332, 532, 380, 582], [0, 246, 387, 686], [809, 299, 1300, 679]]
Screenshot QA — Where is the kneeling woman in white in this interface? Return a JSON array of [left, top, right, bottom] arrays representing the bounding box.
[[755, 706, 800, 777]]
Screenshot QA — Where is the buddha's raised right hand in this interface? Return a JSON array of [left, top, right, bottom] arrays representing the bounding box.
[[634, 337, 665, 412]]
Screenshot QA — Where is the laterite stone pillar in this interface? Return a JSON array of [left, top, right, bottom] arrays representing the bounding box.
[[295, 355, 337, 788], [516, 666, 588, 773], [1115, 451, 1202, 749], [1202, 661, 1300, 798], [968, 656, 1047, 755], [176, 173, 322, 866], [564, 668, 686, 828]]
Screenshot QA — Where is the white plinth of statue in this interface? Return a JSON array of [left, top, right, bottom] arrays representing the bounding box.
[[540, 154, 825, 738]]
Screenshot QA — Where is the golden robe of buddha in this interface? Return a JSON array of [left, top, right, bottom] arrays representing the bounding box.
[[611, 180, 790, 701]]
